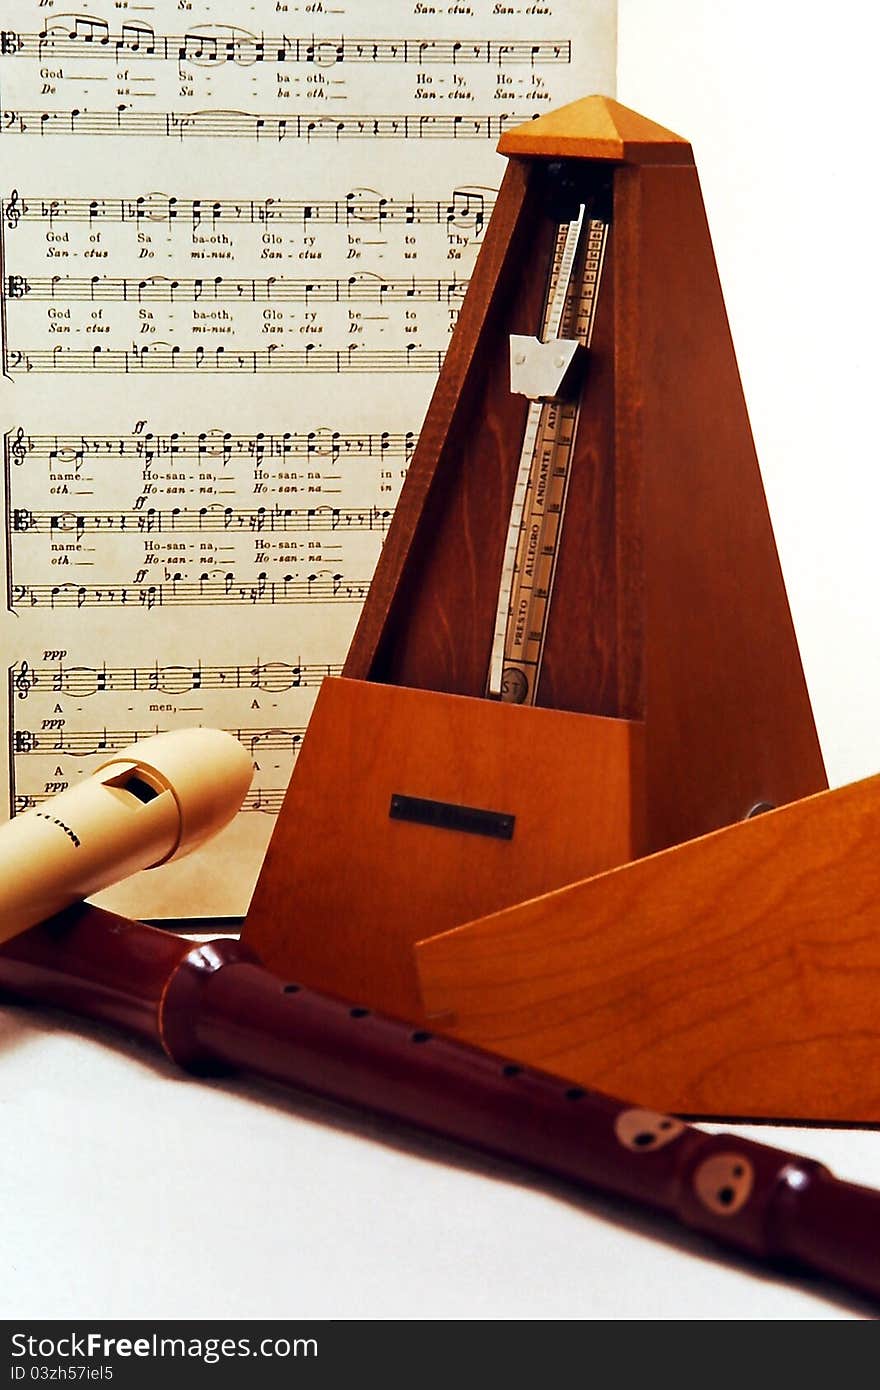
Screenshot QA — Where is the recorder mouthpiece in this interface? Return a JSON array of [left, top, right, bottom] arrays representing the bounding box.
[[0, 727, 253, 941]]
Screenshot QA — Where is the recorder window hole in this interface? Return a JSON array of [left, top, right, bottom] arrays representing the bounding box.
[[120, 774, 160, 804]]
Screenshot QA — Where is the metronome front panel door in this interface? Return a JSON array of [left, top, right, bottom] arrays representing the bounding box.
[[245, 676, 643, 1017]]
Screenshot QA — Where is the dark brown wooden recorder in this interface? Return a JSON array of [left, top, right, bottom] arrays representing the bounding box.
[[244, 95, 837, 1092], [2, 906, 879, 1306]]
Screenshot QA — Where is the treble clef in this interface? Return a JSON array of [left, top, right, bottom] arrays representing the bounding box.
[[4, 190, 22, 231], [11, 427, 27, 465], [14, 661, 36, 700]]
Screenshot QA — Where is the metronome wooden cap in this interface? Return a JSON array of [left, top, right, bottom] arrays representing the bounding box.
[[497, 95, 693, 165]]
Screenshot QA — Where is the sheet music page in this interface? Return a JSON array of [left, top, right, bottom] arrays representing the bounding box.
[[0, 0, 616, 917]]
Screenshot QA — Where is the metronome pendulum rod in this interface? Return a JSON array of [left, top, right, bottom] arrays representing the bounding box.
[[487, 183, 609, 704], [486, 206, 584, 701]]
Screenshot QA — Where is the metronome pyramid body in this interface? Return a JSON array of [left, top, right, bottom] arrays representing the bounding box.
[[245, 98, 826, 1021]]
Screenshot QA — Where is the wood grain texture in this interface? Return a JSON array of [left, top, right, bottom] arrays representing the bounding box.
[[497, 96, 691, 165], [628, 162, 827, 848], [348, 169, 557, 696], [343, 157, 541, 689], [250, 106, 829, 1057], [415, 773, 880, 1121], [244, 676, 642, 1018], [538, 212, 620, 714], [9, 909, 880, 1306], [339, 146, 825, 824], [612, 164, 645, 722]]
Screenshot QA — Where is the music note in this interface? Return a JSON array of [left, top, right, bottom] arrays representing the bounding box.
[[1, 7, 590, 923], [181, 30, 221, 64], [0, 28, 571, 67], [118, 21, 156, 55], [3, 108, 522, 142], [70, 15, 109, 45], [0, 189, 497, 230]]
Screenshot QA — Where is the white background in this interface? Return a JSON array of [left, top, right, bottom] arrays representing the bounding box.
[[619, 0, 880, 790], [3, 1, 879, 1324]]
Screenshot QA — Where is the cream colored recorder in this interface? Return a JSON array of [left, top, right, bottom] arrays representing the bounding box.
[[0, 727, 253, 940]]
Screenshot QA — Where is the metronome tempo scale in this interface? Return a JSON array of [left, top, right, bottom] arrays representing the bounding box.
[[490, 167, 609, 705], [245, 97, 828, 1060]]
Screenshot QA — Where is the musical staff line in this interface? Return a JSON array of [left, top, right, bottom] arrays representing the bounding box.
[[10, 658, 342, 699], [8, 344, 445, 374], [1, 109, 531, 142], [11, 574, 370, 608], [2, 188, 495, 232], [240, 787, 286, 814], [0, 26, 571, 68], [14, 784, 286, 813], [6, 272, 468, 305], [14, 725, 304, 756], [6, 427, 418, 467], [11, 502, 393, 537]]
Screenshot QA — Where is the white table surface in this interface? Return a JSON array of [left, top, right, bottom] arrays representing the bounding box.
[[1, 995, 875, 1321]]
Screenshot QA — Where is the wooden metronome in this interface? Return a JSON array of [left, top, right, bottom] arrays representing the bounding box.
[[244, 97, 827, 1027]]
